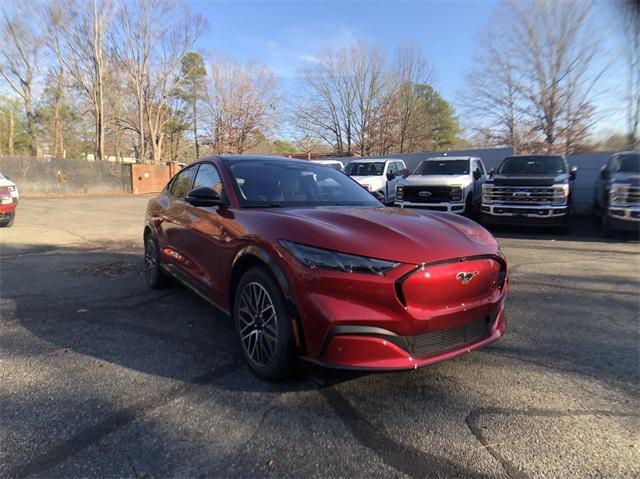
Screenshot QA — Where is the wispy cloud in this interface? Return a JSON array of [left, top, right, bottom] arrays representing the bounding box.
[[245, 24, 358, 78]]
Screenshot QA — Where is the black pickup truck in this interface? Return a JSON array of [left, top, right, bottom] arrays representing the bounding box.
[[593, 151, 639, 235], [480, 154, 577, 230]]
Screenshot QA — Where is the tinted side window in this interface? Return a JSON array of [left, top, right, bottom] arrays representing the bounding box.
[[478, 160, 486, 175], [169, 166, 196, 199], [193, 163, 224, 194], [387, 163, 396, 175]]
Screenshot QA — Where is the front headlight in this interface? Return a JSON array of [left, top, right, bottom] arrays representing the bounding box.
[[279, 240, 402, 276], [396, 185, 404, 201], [450, 185, 463, 202], [552, 183, 569, 204], [482, 183, 493, 203]]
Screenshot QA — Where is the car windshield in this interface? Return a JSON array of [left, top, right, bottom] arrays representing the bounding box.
[[498, 156, 567, 175], [227, 159, 381, 207], [415, 159, 469, 175], [344, 162, 385, 176], [614, 153, 640, 173]]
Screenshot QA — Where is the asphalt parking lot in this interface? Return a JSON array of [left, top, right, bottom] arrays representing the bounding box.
[[1, 196, 639, 478]]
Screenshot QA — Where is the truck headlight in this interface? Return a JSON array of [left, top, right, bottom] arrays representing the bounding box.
[[396, 185, 404, 201], [482, 183, 493, 203], [552, 183, 569, 204], [450, 186, 463, 202], [280, 240, 402, 276]]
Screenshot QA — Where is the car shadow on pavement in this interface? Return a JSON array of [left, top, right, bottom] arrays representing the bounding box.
[[0, 244, 363, 395], [486, 216, 640, 243]]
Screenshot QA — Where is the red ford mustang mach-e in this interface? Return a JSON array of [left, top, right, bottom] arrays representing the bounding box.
[[144, 156, 508, 380]]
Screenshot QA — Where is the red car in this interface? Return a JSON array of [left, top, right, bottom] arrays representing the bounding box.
[[0, 187, 15, 227], [144, 156, 508, 380]]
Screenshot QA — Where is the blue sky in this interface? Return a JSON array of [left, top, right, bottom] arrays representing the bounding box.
[[188, 0, 627, 139]]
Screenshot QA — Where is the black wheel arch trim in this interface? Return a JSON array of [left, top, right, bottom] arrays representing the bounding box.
[[231, 245, 306, 354], [319, 325, 403, 358]]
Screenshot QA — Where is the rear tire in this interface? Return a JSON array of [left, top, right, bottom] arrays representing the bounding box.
[[144, 234, 172, 289], [233, 266, 295, 381]]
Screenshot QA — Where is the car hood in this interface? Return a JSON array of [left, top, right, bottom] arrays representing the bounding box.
[[351, 176, 385, 186], [612, 172, 640, 186], [0, 178, 15, 188], [400, 174, 471, 187], [256, 206, 499, 265], [490, 173, 569, 186]]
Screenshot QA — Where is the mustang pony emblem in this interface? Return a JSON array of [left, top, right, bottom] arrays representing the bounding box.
[[456, 271, 479, 284]]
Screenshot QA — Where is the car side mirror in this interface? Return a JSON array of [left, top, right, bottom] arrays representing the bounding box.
[[473, 169, 481, 180], [186, 186, 226, 207], [386, 171, 396, 181], [371, 191, 386, 203], [401, 168, 410, 178], [569, 166, 577, 180], [488, 168, 496, 178]]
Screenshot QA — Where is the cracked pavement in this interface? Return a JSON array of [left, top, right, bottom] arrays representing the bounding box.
[[1, 196, 639, 478]]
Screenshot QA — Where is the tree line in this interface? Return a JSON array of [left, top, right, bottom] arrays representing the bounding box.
[[460, 0, 638, 153], [0, 0, 635, 162]]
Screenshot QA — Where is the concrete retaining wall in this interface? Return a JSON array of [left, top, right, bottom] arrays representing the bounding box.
[[333, 148, 614, 215], [0, 156, 132, 196]]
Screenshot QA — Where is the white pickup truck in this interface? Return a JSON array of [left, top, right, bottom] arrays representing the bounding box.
[[395, 156, 487, 215]]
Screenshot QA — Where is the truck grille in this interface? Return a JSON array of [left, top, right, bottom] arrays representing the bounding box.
[[483, 186, 565, 205], [611, 185, 640, 206], [408, 318, 490, 358], [402, 185, 451, 203]]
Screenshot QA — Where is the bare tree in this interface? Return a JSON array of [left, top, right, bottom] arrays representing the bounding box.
[[394, 41, 433, 153], [111, 0, 205, 161], [0, 0, 41, 155], [42, 0, 69, 158], [204, 55, 279, 154], [293, 49, 351, 155], [617, 0, 640, 149], [461, 0, 606, 154], [61, 0, 110, 160], [293, 42, 392, 156], [460, 28, 528, 153]]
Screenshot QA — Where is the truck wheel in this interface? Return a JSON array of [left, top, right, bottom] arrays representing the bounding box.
[[0, 216, 14, 227], [464, 195, 475, 219], [557, 218, 571, 235], [601, 214, 614, 238]]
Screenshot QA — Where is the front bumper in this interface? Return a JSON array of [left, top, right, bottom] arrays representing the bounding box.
[[481, 204, 568, 226], [284, 250, 508, 371], [395, 201, 466, 213], [308, 304, 506, 370], [607, 206, 640, 231]]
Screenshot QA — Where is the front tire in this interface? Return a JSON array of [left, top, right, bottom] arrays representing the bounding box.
[[601, 213, 614, 238], [0, 215, 14, 227], [144, 234, 172, 289], [233, 266, 295, 380]]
